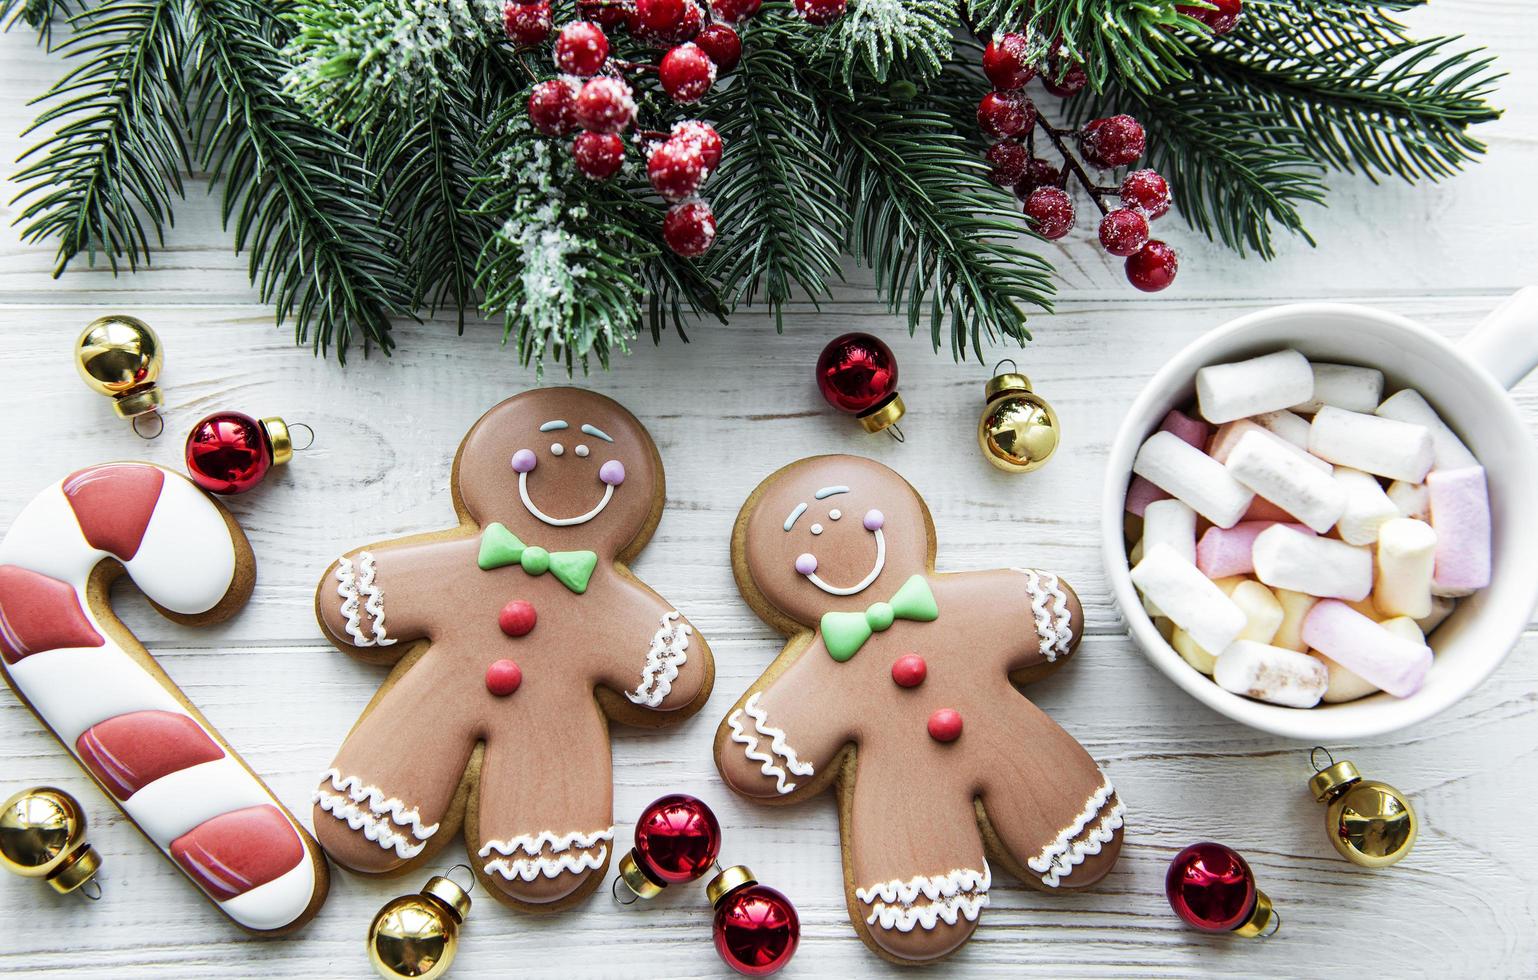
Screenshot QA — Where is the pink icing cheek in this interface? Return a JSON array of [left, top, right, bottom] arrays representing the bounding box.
[[863, 509, 884, 531], [599, 460, 626, 486], [511, 449, 538, 473], [794, 553, 818, 575]]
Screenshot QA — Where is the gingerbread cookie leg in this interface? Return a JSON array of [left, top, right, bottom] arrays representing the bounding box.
[[0, 464, 326, 933]]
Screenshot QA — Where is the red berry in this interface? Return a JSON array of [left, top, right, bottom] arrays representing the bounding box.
[[1178, 0, 1242, 35], [1024, 186, 1075, 240], [674, 0, 703, 39], [1079, 114, 1145, 168], [573, 76, 636, 133], [672, 120, 722, 171], [1120, 168, 1172, 219], [634, 0, 684, 33], [977, 91, 1034, 141], [498, 599, 538, 637], [983, 33, 1036, 90], [1099, 208, 1150, 257], [1042, 55, 1087, 97], [554, 21, 609, 76], [1126, 239, 1179, 291], [984, 141, 1028, 187], [574, 131, 625, 179], [1013, 156, 1061, 197], [694, 23, 742, 72], [664, 200, 716, 257], [528, 78, 578, 135], [710, 0, 760, 22], [503, 0, 552, 46], [793, 0, 844, 25], [581, 0, 631, 26], [660, 42, 716, 102], [648, 137, 709, 200]]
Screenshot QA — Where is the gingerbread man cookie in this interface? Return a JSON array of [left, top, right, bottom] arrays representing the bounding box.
[[715, 455, 1124, 964], [312, 388, 714, 910]]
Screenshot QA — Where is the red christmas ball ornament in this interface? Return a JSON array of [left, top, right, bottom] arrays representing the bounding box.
[[1165, 842, 1279, 938], [184, 412, 308, 495], [815, 332, 905, 438], [709, 868, 799, 976], [615, 794, 723, 901]]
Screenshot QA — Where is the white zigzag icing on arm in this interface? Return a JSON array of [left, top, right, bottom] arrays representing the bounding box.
[[726, 692, 813, 795], [321, 768, 439, 839], [1027, 778, 1125, 887], [313, 791, 426, 860], [1014, 567, 1074, 662], [335, 553, 396, 648], [476, 828, 614, 858], [626, 612, 691, 707], [856, 864, 992, 933]]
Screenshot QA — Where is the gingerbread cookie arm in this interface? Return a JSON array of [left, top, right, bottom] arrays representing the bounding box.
[[588, 573, 712, 714], [0, 464, 327, 933], [939, 569, 1084, 676], [316, 537, 470, 658]]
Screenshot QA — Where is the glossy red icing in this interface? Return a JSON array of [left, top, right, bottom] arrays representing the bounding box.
[[0, 565, 104, 664], [170, 805, 305, 901], [62, 463, 165, 560], [76, 709, 225, 800]]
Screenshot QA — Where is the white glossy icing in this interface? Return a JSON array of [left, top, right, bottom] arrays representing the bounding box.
[[0, 484, 101, 582], [551, 442, 565, 456], [1027, 778, 1124, 887], [726, 692, 814, 794], [1014, 568, 1075, 662], [315, 768, 439, 855], [125, 473, 236, 615], [783, 502, 807, 531], [804, 528, 886, 597], [626, 611, 691, 707], [857, 864, 991, 933], [8, 646, 183, 744], [575, 444, 590, 457], [314, 789, 428, 860], [127, 758, 273, 844], [335, 552, 397, 647], [518, 470, 615, 527], [479, 827, 614, 882], [218, 858, 319, 931]]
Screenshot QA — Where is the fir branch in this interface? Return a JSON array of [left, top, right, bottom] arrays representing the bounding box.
[[805, 0, 957, 85], [1, 0, 78, 47], [10, 0, 187, 274], [824, 85, 1055, 357], [186, 0, 410, 358]]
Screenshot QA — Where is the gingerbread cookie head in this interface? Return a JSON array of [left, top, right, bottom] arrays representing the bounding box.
[[455, 388, 661, 557], [736, 455, 934, 628]]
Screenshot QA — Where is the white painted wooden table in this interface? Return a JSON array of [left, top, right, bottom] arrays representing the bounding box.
[[3, 5, 1536, 977]]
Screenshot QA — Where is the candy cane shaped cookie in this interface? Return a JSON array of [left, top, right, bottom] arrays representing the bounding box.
[[0, 463, 328, 933]]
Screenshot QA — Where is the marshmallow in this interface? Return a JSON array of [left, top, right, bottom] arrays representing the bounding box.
[[1196, 521, 1313, 578], [1142, 499, 1198, 565], [1131, 543, 1248, 654], [1231, 580, 1284, 644], [1416, 595, 1456, 635], [1225, 430, 1345, 533], [1210, 576, 1246, 596], [1318, 653, 1377, 704], [1243, 496, 1297, 523], [1159, 408, 1212, 450], [1272, 589, 1317, 652], [1308, 406, 1434, 483], [1209, 419, 1331, 471], [1334, 467, 1399, 546], [1172, 627, 1216, 675], [1214, 641, 1328, 708], [1134, 431, 1254, 529], [1426, 466, 1491, 596], [1252, 525, 1373, 600], [1252, 410, 1312, 449], [1374, 518, 1438, 619], [1386, 480, 1430, 522], [1292, 362, 1384, 415], [1196, 349, 1314, 424], [1125, 475, 1171, 517], [1376, 389, 1477, 471], [1302, 600, 1433, 698]]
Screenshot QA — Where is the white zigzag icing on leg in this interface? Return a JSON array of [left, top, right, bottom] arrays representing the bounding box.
[[726, 692, 813, 794], [477, 828, 614, 882], [313, 791, 427, 860], [320, 768, 438, 839], [335, 553, 396, 648], [477, 828, 614, 858], [483, 846, 610, 882], [857, 864, 991, 933], [626, 612, 691, 707], [1027, 778, 1124, 887], [1014, 568, 1074, 661]]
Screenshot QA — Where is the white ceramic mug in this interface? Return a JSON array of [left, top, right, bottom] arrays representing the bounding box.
[[1101, 289, 1538, 740]]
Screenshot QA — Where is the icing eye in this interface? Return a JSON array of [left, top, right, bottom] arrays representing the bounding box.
[[811, 523, 823, 535], [551, 443, 565, 456], [511, 449, 537, 473], [575, 444, 590, 457], [599, 460, 626, 486], [863, 509, 884, 531], [794, 553, 817, 574], [829, 509, 842, 520]]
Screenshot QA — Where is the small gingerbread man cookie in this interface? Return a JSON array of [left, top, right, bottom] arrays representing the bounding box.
[[312, 389, 714, 910], [715, 455, 1124, 964]]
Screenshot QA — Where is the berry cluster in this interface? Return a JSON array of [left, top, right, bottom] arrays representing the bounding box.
[[970, 15, 1246, 294], [510, 0, 843, 258]]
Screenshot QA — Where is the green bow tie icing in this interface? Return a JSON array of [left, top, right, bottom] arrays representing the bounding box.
[[820, 574, 939, 662], [477, 522, 598, 594]]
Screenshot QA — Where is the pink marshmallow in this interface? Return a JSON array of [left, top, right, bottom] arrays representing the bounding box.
[[1209, 419, 1330, 472], [1196, 521, 1315, 578], [1302, 599, 1433, 698], [1161, 409, 1212, 450], [1426, 465, 1491, 595], [1125, 474, 1171, 517], [1243, 496, 1297, 523]]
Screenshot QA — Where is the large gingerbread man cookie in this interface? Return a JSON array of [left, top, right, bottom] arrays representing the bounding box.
[[311, 389, 714, 910], [715, 455, 1124, 964]]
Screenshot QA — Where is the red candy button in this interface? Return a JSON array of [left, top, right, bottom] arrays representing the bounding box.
[[499, 599, 537, 637], [486, 659, 523, 696], [891, 653, 927, 688], [927, 708, 963, 743]]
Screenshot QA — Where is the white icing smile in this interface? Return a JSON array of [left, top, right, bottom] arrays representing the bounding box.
[[802, 528, 884, 596], [518, 471, 615, 527], [510, 437, 625, 527]]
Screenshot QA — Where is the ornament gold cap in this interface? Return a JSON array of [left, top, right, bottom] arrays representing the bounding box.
[[75, 315, 164, 417], [616, 850, 666, 902], [1308, 759, 1361, 802], [1232, 888, 1280, 939], [112, 387, 165, 420], [47, 845, 103, 895], [984, 371, 1035, 401], [261, 417, 295, 466], [422, 874, 472, 922], [857, 394, 905, 435], [706, 864, 756, 907]]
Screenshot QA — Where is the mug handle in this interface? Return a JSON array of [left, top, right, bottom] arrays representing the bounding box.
[[1463, 287, 1538, 391]]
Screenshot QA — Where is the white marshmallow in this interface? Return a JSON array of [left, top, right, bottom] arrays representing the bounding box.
[[1225, 430, 1345, 534], [1133, 431, 1254, 529], [1374, 518, 1438, 619], [1214, 641, 1328, 708], [1251, 410, 1312, 449], [1415, 594, 1456, 635], [1375, 389, 1477, 471], [1131, 543, 1248, 654], [1142, 499, 1197, 565], [1272, 589, 1317, 652], [1387, 480, 1430, 522], [1196, 349, 1314, 424], [1302, 599, 1432, 698], [1308, 406, 1434, 483], [1231, 580, 1284, 644], [1292, 362, 1384, 415], [1252, 524, 1373, 600], [1334, 467, 1399, 546]]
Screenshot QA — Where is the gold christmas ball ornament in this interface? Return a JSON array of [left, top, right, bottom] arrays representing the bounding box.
[[0, 786, 102, 897], [977, 360, 1060, 473], [1308, 747, 1417, 868], [369, 868, 475, 980], [74, 315, 164, 422]]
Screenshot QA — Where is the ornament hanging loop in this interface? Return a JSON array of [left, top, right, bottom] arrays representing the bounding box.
[[289, 421, 316, 451], [131, 412, 164, 440], [80, 878, 102, 901], [1310, 746, 1335, 772], [444, 863, 476, 894], [992, 358, 1018, 376], [886, 422, 905, 443], [611, 875, 640, 906]]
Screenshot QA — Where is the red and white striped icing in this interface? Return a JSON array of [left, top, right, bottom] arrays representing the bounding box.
[[0, 463, 320, 931]]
